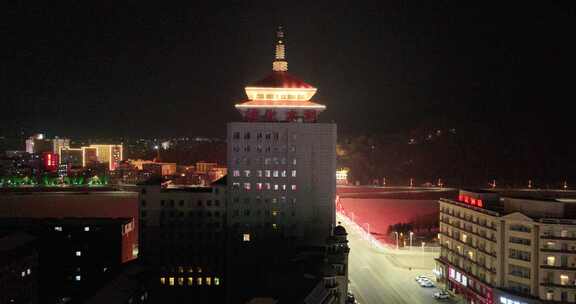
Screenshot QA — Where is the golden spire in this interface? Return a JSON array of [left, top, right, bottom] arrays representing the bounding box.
[[272, 26, 288, 72]]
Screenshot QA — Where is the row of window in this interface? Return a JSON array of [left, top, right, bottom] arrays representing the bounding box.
[[509, 264, 530, 279], [232, 209, 295, 217], [232, 145, 297, 153], [232, 157, 297, 166], [509, 236, 531, 246], [509, 248, 531, 262], [232, 169, 296, 178], [232, 182, 297, 191], [232, 131, 297, 141], [160, 276, 220, 286], [142, 200, 221, 207], [232, 196, 296, 204]]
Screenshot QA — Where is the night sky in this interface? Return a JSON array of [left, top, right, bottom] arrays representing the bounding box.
[[2, 2, 575, 141]]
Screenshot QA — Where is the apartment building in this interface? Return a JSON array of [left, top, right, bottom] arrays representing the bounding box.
[[437, 190, 576, 304]]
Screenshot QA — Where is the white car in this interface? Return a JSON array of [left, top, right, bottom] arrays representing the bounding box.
[[415, 275, 428, 281], [419, 280, 435, 288], [433, 291, 450, 299]]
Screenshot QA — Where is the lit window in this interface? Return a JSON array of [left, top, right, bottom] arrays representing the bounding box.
[[232, 182, 240, 191], [274, 184, 279, 191], [188, 277, 193, 286], [462, 234, 467, 243], [197, 277, 203, 285], [75, 275, 81, 281], [206, 277, 212, 286], [243, 170, 250, 177], [84, 226, 90, 232], [546, 291, 554, 300], [281, 170, 287, 177], [547, 256, 556, 266], [178, 277, 184, 286], [291, 170, 296, 177], [160, 277, 166, 285], [257, 170, 262, 177], [26, 268, 31, 275], [273, 170, 279, 177], [291, 185, 297, 191], [272, 211, 278, 216], [265, 170, 271, 177], [282, 184, 287, 191], [292, 159, 297, 165], [169, 277, 175, 286], [233, 170, 240, 177], [256, 183, 263, 191], [55, 226, 63, 232], [215, 277, 220, 286], [21, 271, 25, 277], [243, 233, 250, 241], [75, 251, 82, 257], [560, 274, 569, 285], [243, 183, 251, 191], [272, 223, 278, 229], [265, 183, 271, 190]]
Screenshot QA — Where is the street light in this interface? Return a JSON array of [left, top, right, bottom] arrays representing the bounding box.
[[409, 231, 414, 248], [393, 231, 399, 250], [421, 242, 426, 252]]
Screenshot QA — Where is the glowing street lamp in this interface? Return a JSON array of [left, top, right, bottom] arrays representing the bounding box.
[[409, 231, 414, 248], [393, 231, 399, 249]]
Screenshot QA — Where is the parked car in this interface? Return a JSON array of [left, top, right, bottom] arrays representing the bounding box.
[[415, 275, 428, 281], [419, 280, 435, 288], [433, 291, 451, 299], [346, 292, 356, 304]]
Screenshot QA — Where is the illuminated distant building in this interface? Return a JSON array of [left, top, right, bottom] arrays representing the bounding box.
[[88, 144, 123, 171], [141, 162, 177, 177], [128, 159, 156, 170], [41, 152, 59, 172], [336, 168, 349, 185], [25, 134, 70, 156], [228, 26, 336, 247], [83, 147, 99, 167], [60, 147, 84, 168], [195, 161, 218, 174]]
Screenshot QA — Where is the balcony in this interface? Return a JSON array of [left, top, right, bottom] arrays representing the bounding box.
[[541, 248, 576, 255], [440, 244, 497, 274], [541, 235, 576, 241], [540, 282, 576, 290], [540, 264, 576, 271]]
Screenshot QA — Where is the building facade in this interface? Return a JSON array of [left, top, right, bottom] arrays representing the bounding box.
[[437, 189, 576, 304], [137, 178, 227, 301], [227, 26, 336, 248]]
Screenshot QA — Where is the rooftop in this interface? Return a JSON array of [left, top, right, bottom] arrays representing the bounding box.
[[248, 71, 314, 89]]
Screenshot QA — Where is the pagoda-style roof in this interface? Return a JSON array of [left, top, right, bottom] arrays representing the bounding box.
[[248, 71, 314, 89]]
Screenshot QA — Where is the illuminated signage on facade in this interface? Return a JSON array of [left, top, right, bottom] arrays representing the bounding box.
[[458, 194, 484, 208], [449, 266, 468, 287]]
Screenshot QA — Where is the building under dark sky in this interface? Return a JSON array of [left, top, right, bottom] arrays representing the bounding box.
[[2, 2, 574, 143]]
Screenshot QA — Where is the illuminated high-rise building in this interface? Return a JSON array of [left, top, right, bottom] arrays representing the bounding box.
[[227, 26, 336, 248]]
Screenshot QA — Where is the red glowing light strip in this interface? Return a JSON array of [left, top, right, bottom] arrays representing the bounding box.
[[459, 195, 484, 209]]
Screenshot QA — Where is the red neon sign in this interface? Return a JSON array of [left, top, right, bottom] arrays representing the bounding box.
[[459, 194, 484, 209]]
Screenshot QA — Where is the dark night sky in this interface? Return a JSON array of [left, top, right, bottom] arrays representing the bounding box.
[[2, 1, 575, 141]]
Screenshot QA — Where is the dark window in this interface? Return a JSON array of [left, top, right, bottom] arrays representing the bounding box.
[[160, 200, 165, 206], [197, 200, 202, 207], [169, 200, 175, 207], [244, 132, 250, 140], [141, 211, 147, 217], [179, 200, 184, 206], [141, 188, 147, 194], [233, 132, 240, 139], [141, 200, 146, 206], [207, 200, 212, 206], [215, 200, 220, 206]]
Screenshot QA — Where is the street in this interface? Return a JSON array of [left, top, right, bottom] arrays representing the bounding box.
[[339, 213, 460, 304]]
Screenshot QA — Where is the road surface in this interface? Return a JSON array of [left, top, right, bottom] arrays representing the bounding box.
[[339, 213, 461, 304]]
